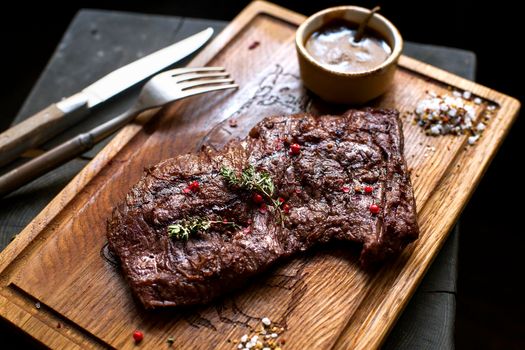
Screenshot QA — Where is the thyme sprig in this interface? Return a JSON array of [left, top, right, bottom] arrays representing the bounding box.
[[220, 165, 284, 225], [168, 217, 239, 240]]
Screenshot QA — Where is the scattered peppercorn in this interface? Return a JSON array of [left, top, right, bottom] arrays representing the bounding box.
[[278, 197, 285, 204], [370, 204, 380, 214], [364, 186, 373, 194], [282, 203, 290, 214], [289, 143, 301, 155], [248, 41, 260, 50], [166, 336, 175, 347], [229, 119, 238, 127], [182, 181, 199, 194], [188, 181, 200, 192], [253, 193, 264, 204], [133, 330, 144, 343], [259, 203, 268, 213]]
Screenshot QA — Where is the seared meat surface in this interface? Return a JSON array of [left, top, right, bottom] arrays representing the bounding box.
[[107, 108, 419, 309]]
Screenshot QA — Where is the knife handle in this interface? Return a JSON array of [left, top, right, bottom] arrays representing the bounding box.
[[0, 132, 95, 198], [0, 93, 89, 167]]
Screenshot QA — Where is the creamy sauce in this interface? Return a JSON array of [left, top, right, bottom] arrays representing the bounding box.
[[305, 20, 392, 73]]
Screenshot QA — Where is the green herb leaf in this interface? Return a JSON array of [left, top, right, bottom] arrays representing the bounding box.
[[220, 164, 284, 226], [219, 166, 239, 186], [167, 223, 189, 240], [168, 217, 239, 240]]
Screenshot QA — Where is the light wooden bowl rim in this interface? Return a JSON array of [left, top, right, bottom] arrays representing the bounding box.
[[295, 5, 403, 77]]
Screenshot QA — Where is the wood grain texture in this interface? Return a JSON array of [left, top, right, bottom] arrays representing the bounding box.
[[0, 1, 520, 349]]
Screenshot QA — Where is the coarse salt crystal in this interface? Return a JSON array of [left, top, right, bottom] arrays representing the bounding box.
[[251, 336, 258, 343], [241, 335, 248, 343], [474, 97, 482, 104], [476, 123, 486, 132], [271, 333, 278, 338], [237, 344, 243, 349], [444, 96, 456, 105], [488, 104, 497, 111], [262, 317, 271, 326], [430, 124, 442, 135], [468, 135, 480, 145], [430, 98, 441, 109], [414, 91, 486, 143], [263, 348, 271, 350], [246, 342, 255, 349]]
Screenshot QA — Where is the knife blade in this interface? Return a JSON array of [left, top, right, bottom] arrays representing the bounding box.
[[0, 27, 214, 167]]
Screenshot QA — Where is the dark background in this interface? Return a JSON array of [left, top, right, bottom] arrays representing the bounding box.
[[1, 1, 523, 348]]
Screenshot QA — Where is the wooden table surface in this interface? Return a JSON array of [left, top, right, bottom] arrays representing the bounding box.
[[0, 9, 475, 349]]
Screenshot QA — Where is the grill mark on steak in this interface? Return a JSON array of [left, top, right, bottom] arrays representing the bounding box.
[[107, 108, 419, 309]]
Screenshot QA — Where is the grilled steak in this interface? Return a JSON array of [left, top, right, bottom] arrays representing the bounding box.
[[107, 108, 419, 309]]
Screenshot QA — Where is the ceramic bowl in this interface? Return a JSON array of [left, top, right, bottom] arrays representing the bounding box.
[[295, 6, 403, 104]]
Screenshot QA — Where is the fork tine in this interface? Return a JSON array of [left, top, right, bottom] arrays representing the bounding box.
[[165, 66, 225, 77], [180, 83, 239, 98], [175, 72, 230, 83], [179, 78, 235, 90]]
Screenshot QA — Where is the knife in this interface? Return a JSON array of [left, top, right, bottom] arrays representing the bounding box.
[[0, 27, 214, 167]]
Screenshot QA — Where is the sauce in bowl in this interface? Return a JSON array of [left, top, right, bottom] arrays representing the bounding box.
[[305, 20, 392, 73]]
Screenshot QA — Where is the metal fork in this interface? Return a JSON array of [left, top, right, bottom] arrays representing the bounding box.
[[0, 67, 237, 197]]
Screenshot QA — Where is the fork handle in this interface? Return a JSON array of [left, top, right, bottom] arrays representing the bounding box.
[[0, 108, 138, 197], [0, 93, 89, 168], [0, 132, 95, 197]]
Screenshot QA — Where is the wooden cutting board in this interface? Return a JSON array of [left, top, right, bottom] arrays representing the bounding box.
[[0, 1, 519, 349]]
